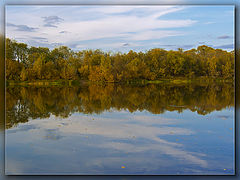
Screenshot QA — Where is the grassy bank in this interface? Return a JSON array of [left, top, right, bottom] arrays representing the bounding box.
[[6, 77, 234, 87], [6, 80, 87, 87], [144, 77, 233, 85], [114, 77, 234, 85]]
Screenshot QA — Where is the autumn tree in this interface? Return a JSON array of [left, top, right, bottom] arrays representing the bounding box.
[[5, 38, 234, 82]]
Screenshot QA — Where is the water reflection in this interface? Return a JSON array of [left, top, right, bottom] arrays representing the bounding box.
[[6, 109, 234, 175], [5, 83, 234, 175], [6, 83, 234, 128]]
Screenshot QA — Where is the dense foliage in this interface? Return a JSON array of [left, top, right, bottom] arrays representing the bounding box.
[[6, 38, 234, 82]]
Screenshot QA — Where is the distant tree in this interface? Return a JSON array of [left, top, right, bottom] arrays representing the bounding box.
[[5, 38, 234, 82]]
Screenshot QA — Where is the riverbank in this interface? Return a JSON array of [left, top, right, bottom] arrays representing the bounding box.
[[6, 77, 234, 87], [6, 80, 85, 87], [125, 77, 233, 85]]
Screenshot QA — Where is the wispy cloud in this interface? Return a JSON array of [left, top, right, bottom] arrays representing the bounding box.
[[122, 43, 130, 47], [7, 22, 38, 32], [6, 5, 234, 51], [31, 36, 48, 40], [180, 44, 195, 49], [217, 35, 232, 39], [59, 15, 195, 42], [30, 36, 48, 43], [42, 16, 64, 28], [152, 44, 195, 50], [7, 6, 195, 49], [214, 44, 234, 49], [59, 31, 68, 34]]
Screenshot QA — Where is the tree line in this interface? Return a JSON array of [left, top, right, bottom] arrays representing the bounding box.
[[6, 38, 234, 82]]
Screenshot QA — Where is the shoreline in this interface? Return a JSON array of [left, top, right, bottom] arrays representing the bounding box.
[[6, 77, 234, 87]]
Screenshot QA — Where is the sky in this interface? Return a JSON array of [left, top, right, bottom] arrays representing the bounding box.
[[6, 5, 234, 52]]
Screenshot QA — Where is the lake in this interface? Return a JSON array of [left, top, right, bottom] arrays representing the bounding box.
[[5, 83, 234, 175]]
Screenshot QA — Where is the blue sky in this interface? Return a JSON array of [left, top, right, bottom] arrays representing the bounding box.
[[6, 5, 234, 52]]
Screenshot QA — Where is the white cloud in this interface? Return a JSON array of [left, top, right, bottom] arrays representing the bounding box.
[[6, 6, 196, 50]]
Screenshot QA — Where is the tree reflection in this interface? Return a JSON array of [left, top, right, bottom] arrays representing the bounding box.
[[6, 83, 234, 129]]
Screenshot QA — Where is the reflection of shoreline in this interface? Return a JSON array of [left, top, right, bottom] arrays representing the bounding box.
[[6, 83, 234, 128]]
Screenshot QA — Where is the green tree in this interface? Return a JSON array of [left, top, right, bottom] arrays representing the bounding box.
[[33, 55, 45, 79], [20, 67, 28, 81]]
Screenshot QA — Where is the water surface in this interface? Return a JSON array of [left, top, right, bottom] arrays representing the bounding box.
[[5, 83, 234, 175]]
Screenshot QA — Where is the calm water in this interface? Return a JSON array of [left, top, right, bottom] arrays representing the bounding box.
[[5, 83, 234, 175]]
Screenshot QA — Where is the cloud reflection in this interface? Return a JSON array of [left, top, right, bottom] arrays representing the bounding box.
[[25, 112, 208, 169]]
